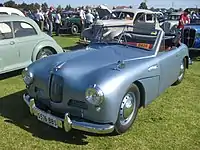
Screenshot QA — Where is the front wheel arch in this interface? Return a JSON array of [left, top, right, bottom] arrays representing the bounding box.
[[134, 81, 146, 108], [185, 56, 189, 69], [36, 47, 57, 60]]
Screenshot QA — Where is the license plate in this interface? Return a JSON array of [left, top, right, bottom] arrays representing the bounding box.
[[37, 110, 58, 128], [137, 43, 151, 49]]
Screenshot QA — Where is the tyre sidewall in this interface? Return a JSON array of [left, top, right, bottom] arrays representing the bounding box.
[[174, 58, 186, 85], [115, 84, 140, 134], [71, 24, 79, 35], [36, 48, 54, 60]]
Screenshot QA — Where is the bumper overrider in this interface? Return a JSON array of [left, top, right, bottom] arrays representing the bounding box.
[[23, 94, 114, 134]]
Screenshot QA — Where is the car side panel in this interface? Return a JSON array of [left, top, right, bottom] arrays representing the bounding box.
[[14, 35, 42, 69], [0, 38, 20, 74], [96, 58, 161, 123], [138, 76, 160, 106]]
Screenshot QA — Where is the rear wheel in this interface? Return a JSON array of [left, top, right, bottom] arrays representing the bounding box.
[[173, 58, 186, 85], [114, 84, 140, 134], [36, 48, 54, 60]]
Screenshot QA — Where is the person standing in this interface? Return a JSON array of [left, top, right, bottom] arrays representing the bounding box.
[[178, 9, 193, 65], [85, 9, 94, 28], [47, 6, 54, 36], [79, 7, 86, 39], [177, 9, 190, 30], [55, 10, 62, 36], [35, 9, 45, 31]]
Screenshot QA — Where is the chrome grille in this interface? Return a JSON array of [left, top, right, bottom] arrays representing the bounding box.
[[68, 99, 88, 109], [49, 74, 63, 103], [182, 28, 196, 48]]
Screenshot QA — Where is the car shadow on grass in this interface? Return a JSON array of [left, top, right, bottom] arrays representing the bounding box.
[[190, 50, 200, 61], [0, 69, 22, 81], [0, 90, 114, 145], [64, 43, 87, 51], [0, 90, 90, 145]]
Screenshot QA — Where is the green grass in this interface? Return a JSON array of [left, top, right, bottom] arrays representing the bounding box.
[[0, 36, 200, 150]]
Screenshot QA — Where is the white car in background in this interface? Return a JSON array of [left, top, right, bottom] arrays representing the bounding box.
[[0, 7, 25, 16], [161, 12, 182, 33], [82, 7, 158, 43]]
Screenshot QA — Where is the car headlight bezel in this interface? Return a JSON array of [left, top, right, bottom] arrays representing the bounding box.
[[85, 84, 105, 106], [22, 67, 34, 85]]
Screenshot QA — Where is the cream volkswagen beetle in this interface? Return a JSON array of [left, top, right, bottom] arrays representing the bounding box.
[[0, 15, 63, 74]]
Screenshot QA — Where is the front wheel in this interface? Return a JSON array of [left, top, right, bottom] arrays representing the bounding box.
[[114, 84, 140, 134]]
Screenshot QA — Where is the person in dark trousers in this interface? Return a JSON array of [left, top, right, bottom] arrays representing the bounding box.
[[79, 7, 86, 39], [47, 6, 54, 37], [178, 9, 193, 65], [55, 10, 62, 36]]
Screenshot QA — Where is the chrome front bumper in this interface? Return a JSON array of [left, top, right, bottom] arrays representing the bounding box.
[[23, 94, 114, 134]]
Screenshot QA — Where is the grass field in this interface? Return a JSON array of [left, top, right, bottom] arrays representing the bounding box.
[[0, 35, 200, 150]]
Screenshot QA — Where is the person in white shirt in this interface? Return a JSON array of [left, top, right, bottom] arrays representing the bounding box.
[[35, 9, 44, 31], [85, 9, 95, 28], [79, 7, 86, 38], [55, 10, 62, 36]]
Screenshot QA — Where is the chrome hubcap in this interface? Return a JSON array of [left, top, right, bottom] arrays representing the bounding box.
[[73, 27, 77, 32], [119, 92, 136, 125], [178, 61, 184, 80]]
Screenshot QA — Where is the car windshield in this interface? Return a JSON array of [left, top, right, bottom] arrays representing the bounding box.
[[92, 24, 160, 51], [103, 11, 134, 20], [62, 12, 79, 18], [168, 15, 180, 20]]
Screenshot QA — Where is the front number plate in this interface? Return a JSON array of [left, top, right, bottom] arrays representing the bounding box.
[[37, 110, 58, 128]]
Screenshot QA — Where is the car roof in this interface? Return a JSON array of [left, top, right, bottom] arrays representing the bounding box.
[[0, 15, 41, 32], [169, 12, 183, 16], [0, 15, 31, 22], [113, 8, 154, 14], [0, 7, 25, 16]]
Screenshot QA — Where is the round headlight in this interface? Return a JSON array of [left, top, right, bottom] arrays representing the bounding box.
[[85, 84, 104, 106], [22, 68, 34, 85]]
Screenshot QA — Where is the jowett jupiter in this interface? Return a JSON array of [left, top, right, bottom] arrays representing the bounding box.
[[22, 22, 189, 135]]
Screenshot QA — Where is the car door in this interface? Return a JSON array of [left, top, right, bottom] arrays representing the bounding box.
[[13, 21, 40, 68], [157, 39, 181, 93], [0, 21, 20, 73]]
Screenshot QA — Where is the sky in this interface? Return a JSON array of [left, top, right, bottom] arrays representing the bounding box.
[[3, 0, 200, 9]]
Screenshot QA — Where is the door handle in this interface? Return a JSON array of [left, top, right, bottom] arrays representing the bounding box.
[[148, 64, 158, 72], [10, 41, 15, 45]]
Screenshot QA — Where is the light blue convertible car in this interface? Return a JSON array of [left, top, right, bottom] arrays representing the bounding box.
[[22, 22, 189, 135]]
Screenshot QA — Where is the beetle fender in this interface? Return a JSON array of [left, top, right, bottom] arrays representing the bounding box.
[[31, 40, 63, 62]]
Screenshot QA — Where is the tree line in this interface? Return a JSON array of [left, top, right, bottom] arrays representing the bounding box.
[[3, 0, 72, 11]]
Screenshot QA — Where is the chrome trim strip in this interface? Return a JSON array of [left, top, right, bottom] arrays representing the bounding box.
[[23, 94, 114, 134]]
